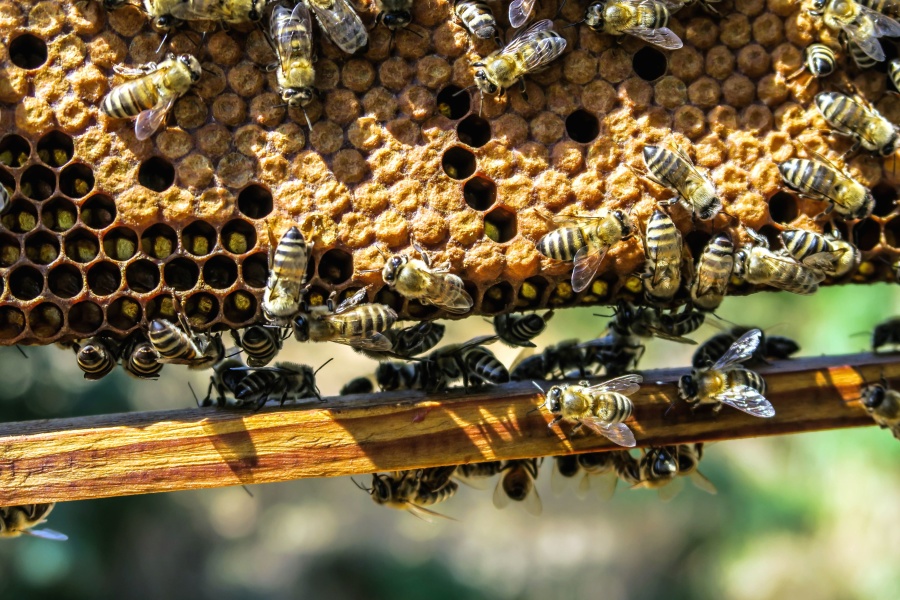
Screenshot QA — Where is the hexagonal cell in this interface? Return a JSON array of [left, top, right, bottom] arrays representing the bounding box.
[[28, 303, 63, 339], [69, 301, 104, 335], [463, 175, 497, 211], [87, 261, 122, 296], [457, 115, 491, 148], [9, 265, 43, 300], [374, 285, 404, 312], [9, 33, 48, 69], [0, 233, 20, 267], [37, 131, 75, 167], [0, 167, 15, 196], [108, 297, 143, 331], [59, 163, 95, 199], [516, 276, 548, 308], [141, 223, 177, 259], [483, 206, 517, 243], [884, 216, 900, 247], [548, 279, 576, 307], [48, 263, 84, 298], [40, 197, 78, 232], [632, 46, 668, 81], [237, 184, 274, 219], [126, 259, 162, 293], [184, 292, 220, 327], [24, 230, 60, 265], [223, 290, 258, 324], [20, 164, 55, 201], [442, 146, 476, 180], [565, 109, 600, 144], [1, 199, 37, 233], [63, 228, 100, 263], [768, 191, 799, 224], [685, 230, 713, 261], [103, 226, 138, 261], [221, 219, 257, 254], [855, 218, 881, 251], [183, 220, 217, 256], [203, 255, 238, 289], [304, 285, 330, 309], [145, 295, 177, 322], [318, 248, 353, 284], [870, 182, 898, 217], [481, 281, 514, 314], [758, 224, 782, 249], [0, 134, 31, 168], [164, 257, 201, 291], [0, 306, 26, 341], [138, 156, 176, 192], [436, 85, 471, 120], [241, 252, 269, 288]]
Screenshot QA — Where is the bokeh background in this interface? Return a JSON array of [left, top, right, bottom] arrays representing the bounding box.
[[2, 284, 900, 600]]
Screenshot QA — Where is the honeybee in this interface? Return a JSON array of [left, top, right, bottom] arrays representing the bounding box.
[[843, 33, 879, 68], [787, 43, 838, 79], [454, 0, 500, 45], [673, 443, 717, 494], [374, 0, 413, 30], [263, 226, 311, 326], [365, 469, 457, 521], [780, 228, 860, 278], [140, 0, 184, 33], [426, 334, 505, 390], [579, 308, 645, 376], [891, 58, 900, 91], [552, 452, 618, 499], [584, 0, 684, 50], [733, 228, 826, 295], [510, 339, 592, 380], [203, 356, 248, 407], [808, 0, 900, 62], [642, 208, 683, 304], [642, 145, 722, 221], [536, 208, 635, 293], [381, 244, 473, 314], [778, 156, 874, 221], [460, 345, 510, 387], [270, 3, 316, 127], [100, 53, 201, 141], [0, 504, 68, 541], [354, 321, 446, 362], [611, 301, 701, 344], [231, 325, 285, 367], [294, 289, 398, 350], [677, 328, 775, 417], [872, 316, 900, 352], [633, 446, 679, 500], [860, 377, 900, 439], [815, 91, 899, 157], [693, 327, 800, 368], [375, 358, 445, 391], [455, 460, 503, 479], [306, 0, 368, 54], [121, 332, 164, 380], [340, 376, 374, 395], [473, 19, 567, 101], [493, 459, 542, 516], [690, 232, 734, 312], [147, 317, 224, 370], [535, 374, 642, 446], [74, 335, 119, 380], [507, 0, 536, 28], [493, 311, 554, 348], [168, 0, 266, 24], [232, 360, 325, 408]]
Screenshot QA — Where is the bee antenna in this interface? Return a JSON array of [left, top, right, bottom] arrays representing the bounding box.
[[531, 381, 545, 394], [562, 20, 583, 29], [155, 33, 168, 56], [187, 382, 201, 408], [592, 312, 615, 318], [351, 477, 371, 492], [15, 345, 28, 359], [314, 357, 334, 376], [302, 108, 313, 130], [241, 485, 254, 498], [452, 86, 475, 98]]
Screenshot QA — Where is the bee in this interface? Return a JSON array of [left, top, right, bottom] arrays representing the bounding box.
[[535, 374, 642, 446], [642, 145, 721, 221], [365, 469, 457, 521], [0, 183, 9, 215], [232, 361, 325, 408], [263, 226, 311, 326], [147, 317, 224, 370], [374, 0, 413, 30], [584, 0, 684, 50], [787, 43, 838, 79], [891, 57, 900, 91], [860, 377, 900, 439], [510, 339, 592, 380], [231, 325, 285, 367], [100, 53, 202, 141], [673, 443, 717, 494], [780, 229, 860, 278], [426, 335, 504, 390], [493, 459, 542, 516], [74, 335, 119, 380], [507, 0, 536, 28], [270, 2, 316, 127], [690, 232, 734, 312], [579, 308, 645, 376], [375, 359, 444, 391], [611, 301, 701, 344], [493, 311, 554, 348], [381, 244, 473, 314], [536, 208, 635, 293], [552, 452, 618, 499], [778, 156, 874, 221], [0, 504, 68, 541], [612, 450, 642, 487], [306, 0, 368, 54], [168, 0, 266, 25], [633, 446, 680, 500], [815, 91, 899, 157], [340, 376, 374, 395], [642, 208, 683, 304], [140, 0, 183, 33], [454, 0, 500, 45], [693, 327, 800, 369], [808, 0, 900, 62], [843, 33, 879, 68], [473, 19, 567, 101], [201, 356, 248, 407], [294, 289, 398, 351], [872, 316, 900, 351], [678, 328, 775, 417], [461, 345, 510, 387], [733, 228, 826, 295], [121, 332, 164, 380], [354, 321, 447, 362], [455, 460, 503, 479]]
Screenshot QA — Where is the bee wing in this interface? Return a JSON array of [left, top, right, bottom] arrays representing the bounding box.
[[584, 373, 643, 395], [714, 385, 775, 418], [492, 476, 511, 510], [643, 325, 698, 345], [333, 288, 369, 313], [134, 96, 176, 141], [864, 4, 900, 38], [404, 502, 456, 523], [436, 278, 474, 314], [507, 0, 538, 29], [571, 244, 609, 293], [169, 0, 223, 20], [623, 26, 684, 50], [505, 20, 567, 73], [509, 345, 536, 371], [801, 250, 844, 272], [711, 328, 762, 370], [307, 0, 368, 54], [581, 418, 637, 447], [522, 485, 543, 516], [273, 3, 314, 61], [839, 7, 896, 62], [687, 470, 718, 495], [24, 528, 69, 541], [762, 252, 825, 294], [551, 462, 576, 495], [656, 477, 684, 502], [338, 332, 394, 352]]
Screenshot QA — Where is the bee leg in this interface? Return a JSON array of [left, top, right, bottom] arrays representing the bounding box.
[[519, 78, 529, 102], [547, 416, 563, 429]]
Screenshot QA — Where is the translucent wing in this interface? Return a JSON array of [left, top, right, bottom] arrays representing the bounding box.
[[339, 332, 394, 351], [521, 485, 543, 516], [841, 15, 887, 62], [307, 0, 368, 54], [801, 250, 844, 272], [763, 252, 825, 294], [715, 385, 775, 418], [169, 0, 228, 20], [404, 502, 456, 523], [334, 288, 369, 313], [623, 26, 684, 50], [492, 477, 511, 509], [711, 328, 762, 371], [517, 30, 567, 73], [865, 4, 900, 38], [135, 96, 175, 140], [551, 462, 578, 495], [581, 418, 636, 447], [507, 0, 538, 29], [643, 325, 698, 345], [25, 528, 69, 541], [578, 470, 618, 501], [433, 277, 474, 314], [584, 373, 643, 395], [656, 477, 684, 502], [272, 3, 314, 63], [571, 244, 609, 293], [688, 470, 718, 495]]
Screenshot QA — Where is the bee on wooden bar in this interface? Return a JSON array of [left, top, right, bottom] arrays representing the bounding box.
[[100, 53, 202, 140], [493, 311, 554, 348], [200, 356, 248, 407], [872, 317, 900, 352], [780, 228, 860, 278], [148, 317, 224, 370], [787, 43, 838, 79], [121, 332, 164, 380], [306, 0, 368, 54], [693, 327, 800, 369], [354, 321, 446, 362], [454, 0, 500, 45], [263, 226, 311, 326], [733, 228, 826, 295], [815, 91, 899, 157], [860, 377, 900, 439], [364, 469, 457, 521], [375, 359, 443, 391], [493, 459, 542, 516], [294, 289, 398, 351], [510, 339, 592, 380], [642, 208, 683, 304], [381, 244, 473, 314], [634, 446, 680, 500], [0, 504, 67, 541], [340, 376, 374, 395], [233, 360, 325, 408], [690, 232, 734, 312], [74, 335, 119, 380], [270, 2, 316, 127], [642, 145, 722, 221], [231, 325, 285, 368], [169, 0, 266, 25], [584, 0, 684, 50], [455, 460, 503, 480], [673, 443, 717, 494], [423, 334, 504, 391], [809, 0, 900, 62]]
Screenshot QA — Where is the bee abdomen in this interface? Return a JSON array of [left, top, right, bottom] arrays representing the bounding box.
[[644, 145, 688, 187], [239, 325, 282, 367], [76, 337, 118, 380], [728, 368, 766, 394], [464, 347, 510, 385], [537, 226, 587, 261], [781, 229, 831, 262], [269, 226, 310, 286], [124, 341, 163, 379], [596, 392, 633, 423], [148, 319, 199, 361], [101, 77, 158, 118], [494, 313, 548, 346]]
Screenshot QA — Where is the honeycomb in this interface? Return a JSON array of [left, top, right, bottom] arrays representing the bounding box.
[[0, 0, 899, 346]]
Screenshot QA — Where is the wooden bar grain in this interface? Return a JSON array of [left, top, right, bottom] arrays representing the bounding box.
[[1, 352, 898, 505]]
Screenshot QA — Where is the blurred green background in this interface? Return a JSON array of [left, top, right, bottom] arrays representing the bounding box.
[[2, 283, 900, 600]]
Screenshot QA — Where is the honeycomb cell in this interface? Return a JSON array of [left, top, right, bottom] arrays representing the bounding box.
[[632, 46, 668, 82], [870, 183, 898, 218], [442, 146, 476, 180], [140, 223, 177, 260], [0, 168, 14, 197], [481, 281, 513, 314], [69, 301, 103, 335], [20, 164, 56, 201], [164, 257, 201, 292], [40, 197, 77, 232], [48, 263, 83, 299], [565, 109, 600, 144], [0, 135, 31, 168], [138, 156, 176, 192], [0, 233, 20, 267], [183, 221, 217, 256], [223, 290, 257, 324], [145, 295, 177, 322], [855, 218, 881, 251], [516, 276, 548, 309], [241, 252, 268, 288], [107, 296, 142, 330], [484, 206, 517, 243], [103, 226, 138, 261], [0, 306, 26, 341], [373, 285, 403, 313], [59, 162, 94, 198], [203, 256, 238, 289], [36, 130, 73, 167], [237, 184, 274, 219], [87, 261, 122, 296], [9, 33, 48, 69], [768, 191, 799, 224], [9, 265, 43, 300], [885, 217, 900, 248], [463, 176, 497, 211], [457, 115, 491, 148], [221, 219, 257, 255], [24, 230, 60, 265], [684, 230, 713, 261], [28, 302, 63, 339], [436, 85, 470, 120], [184, 292, 219, 327], [758, 224, 782, 249], [318, 248, 353, 285], [125, 259, 161, 294], [2, 199, 38, 233], [78, 195, 116, 231]]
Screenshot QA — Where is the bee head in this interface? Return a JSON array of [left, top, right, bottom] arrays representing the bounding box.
[[808, 0, 826, 14], [677, 374, 698, 401], [474, 69, 498, 95], [375, 362, 401, 391], [381, 255, 406, 284], [248, 0, 265, 21], [152, 15, 176, 33], [613, 209, 634, 239], [732, 249, 748, 277], [861, 384, 886, 410], [292, 314, 310, 342], [383, 10, 412, 30], [649, 447, 677, 477], [584, 3, 604, 29], [544, 386, 563, 414], [369, 473, 393, 503], [873, 323, 893, 350], [179, 55, 202, 81], [283, 87, 314, 108]]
